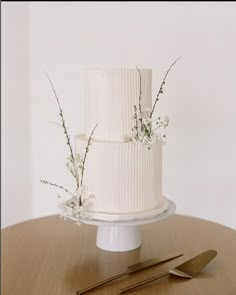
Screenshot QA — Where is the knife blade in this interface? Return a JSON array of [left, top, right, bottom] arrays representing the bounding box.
[[119, 249, 217, 294], [76, 250, 183, 294]]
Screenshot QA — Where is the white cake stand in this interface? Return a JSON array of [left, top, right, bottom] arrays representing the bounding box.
[[82, 198, 176, 252]]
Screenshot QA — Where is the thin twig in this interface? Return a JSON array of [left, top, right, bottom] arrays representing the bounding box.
[[136, 66, 143, 132], [150, 56, 182, 118], [44, 72, 80, 188], [44, 73, 74, 161], [136, 66, 142, 116], [133, 104, 139, 138], [40, 179, 74, 196], [48, 121, 63, 127], [80, 124, 98, 186], [152, 126, 161, 132]]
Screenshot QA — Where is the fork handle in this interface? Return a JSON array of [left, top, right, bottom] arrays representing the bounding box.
[[119, 271, 170, 294], [77, 270, 130, 294]]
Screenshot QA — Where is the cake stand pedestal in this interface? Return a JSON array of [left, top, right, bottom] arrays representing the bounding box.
[[83, 199, 175, 252], [96, 224, 141, 251]]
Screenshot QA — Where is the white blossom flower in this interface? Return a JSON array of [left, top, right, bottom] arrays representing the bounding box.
[[142, 109, 151, 118], [142, 117, 152, 126], [126, 101, 169, 147], [149, 133, 158, 145], [58, 185, 95, 223], [124, 136, 132, 143], [163, 116, 169, 128], [131, 137, 138, 144]]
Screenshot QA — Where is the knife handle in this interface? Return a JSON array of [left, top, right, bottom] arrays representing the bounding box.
[[119, 272, 170, 294], [76, 270, 130, 294]]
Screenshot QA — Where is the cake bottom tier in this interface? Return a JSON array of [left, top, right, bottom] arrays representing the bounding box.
[[76, 135, 166, 221], [85, 197, 170, 221]]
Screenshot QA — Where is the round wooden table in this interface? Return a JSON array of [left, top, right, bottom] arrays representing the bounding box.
[[2, 214, 236, 295]]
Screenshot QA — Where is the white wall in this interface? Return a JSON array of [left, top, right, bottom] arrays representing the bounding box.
[[2, 2, 236, 229], [2, 2, 32, 228]]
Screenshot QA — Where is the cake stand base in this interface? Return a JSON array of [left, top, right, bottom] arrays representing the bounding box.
[[82, 198, 175, 252], [96, 225, 141, 251]]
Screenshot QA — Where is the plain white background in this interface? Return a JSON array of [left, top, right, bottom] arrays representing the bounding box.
[[2, 2, 236, 229]]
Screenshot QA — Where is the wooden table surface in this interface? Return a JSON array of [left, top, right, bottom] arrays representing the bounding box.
[[2, 214, 236, 295]]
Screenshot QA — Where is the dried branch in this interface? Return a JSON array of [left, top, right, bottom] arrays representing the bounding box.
[[40, 179, 74, 196], [48, 121, 63, 127], [44, 72, 80, 189], [150, 56, 182, 118], [136, 66, 142, 116], [80, 124, 98, 186], [136, 66, 144, 132], [133, 104, 139, 138]]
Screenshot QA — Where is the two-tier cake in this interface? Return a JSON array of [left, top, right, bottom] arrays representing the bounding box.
[[76, 68, 169, 221]]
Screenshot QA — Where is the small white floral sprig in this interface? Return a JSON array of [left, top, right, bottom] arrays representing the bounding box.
[[41, 73, 97, 224], [58, 185, 95, 224], [125, 109, 169, 148], [127, 57, 181, 148]]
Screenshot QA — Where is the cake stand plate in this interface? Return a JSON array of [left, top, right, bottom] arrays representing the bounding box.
[[82, 198, 176, 252]]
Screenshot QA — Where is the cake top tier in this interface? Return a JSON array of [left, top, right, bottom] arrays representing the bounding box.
[[85, 68, 152, 141]]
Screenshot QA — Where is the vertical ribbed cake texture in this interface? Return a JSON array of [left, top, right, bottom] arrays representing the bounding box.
[[76, 68, 167, 221], [86, 68, 152, 141]]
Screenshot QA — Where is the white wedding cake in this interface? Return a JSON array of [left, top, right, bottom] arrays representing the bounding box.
[[76, 68, 169, 221]]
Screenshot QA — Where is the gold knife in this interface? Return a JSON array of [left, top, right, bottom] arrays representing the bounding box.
[[76, 250, 183, 294]]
